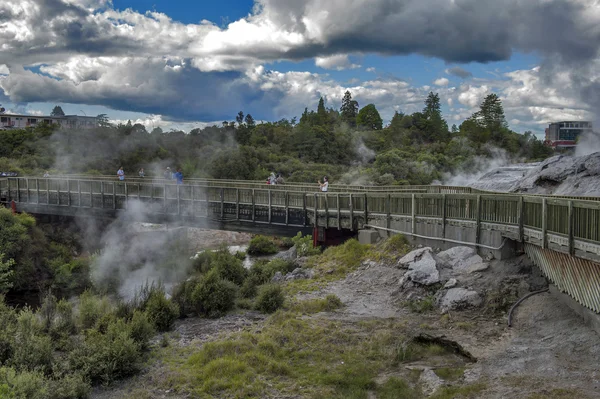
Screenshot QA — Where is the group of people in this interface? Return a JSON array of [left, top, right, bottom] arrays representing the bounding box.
[[115, 166, 184, 184], [266, 172, 284, 185]]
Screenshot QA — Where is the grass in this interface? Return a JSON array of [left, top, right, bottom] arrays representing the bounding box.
[[288, 295, 344, 314], [150, 313, 468, 398], [429, 383, 487, 399], [433, 367, 465, 381], [407, 295, 436, 313]]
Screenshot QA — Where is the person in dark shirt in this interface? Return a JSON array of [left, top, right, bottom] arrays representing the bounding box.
[[174, 168, 183, 184]]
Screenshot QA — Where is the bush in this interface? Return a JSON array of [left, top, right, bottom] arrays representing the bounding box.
[[77, 291, 112, 331], [51, 299, 75, 338], [129, 310, 155, 349], [10, 309, 53, 374], [247, 235, 279, 256], [68, 319, 141, 385], [191, 251, 213, 274], [212, 250, 247, 286], [255, 285, 285, 314], [144, 290, 179, 332], [46, 372, 90, 399], [171, 278, 199, 317], [264, 258, 296, 278], [191, 269, 238, 318], [291, 232, 320, 257], [0, 367, 47, 399]]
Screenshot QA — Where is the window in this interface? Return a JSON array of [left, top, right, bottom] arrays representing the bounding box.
[[27, 118, 37, 124], [0, 117, 7, 123]]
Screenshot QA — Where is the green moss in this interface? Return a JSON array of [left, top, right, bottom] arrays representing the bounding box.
[[429, 383, 487, 399], [433, 367, 465, 381]]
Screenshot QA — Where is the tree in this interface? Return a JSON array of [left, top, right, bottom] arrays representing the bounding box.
[[317, 97, 328, 125], [356, 104, 383, 130], [0, 253, 14, 294], [244, 114, 256, 129], [474, 93, 507, 131], [340, 91, 359, 127], [150, 126, 163, 135], [50, 105, 65, 117], [236, 111, 245, 126], [423, 92, 441, 120], [96, 114, 111, 128]]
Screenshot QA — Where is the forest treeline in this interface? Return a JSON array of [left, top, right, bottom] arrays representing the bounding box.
[[0, 92, 552, 185]]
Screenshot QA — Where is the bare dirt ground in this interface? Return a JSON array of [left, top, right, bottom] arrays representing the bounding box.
[[92, 253, 600, 398]]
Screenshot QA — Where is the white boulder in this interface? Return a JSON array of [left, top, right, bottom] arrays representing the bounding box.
[[439, 288, 482, 313]]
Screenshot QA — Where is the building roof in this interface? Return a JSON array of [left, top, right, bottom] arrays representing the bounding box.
[[0, 113, 96, 119]]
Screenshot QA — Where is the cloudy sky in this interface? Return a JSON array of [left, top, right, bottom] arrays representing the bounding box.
[[1, 0, 600, 135]]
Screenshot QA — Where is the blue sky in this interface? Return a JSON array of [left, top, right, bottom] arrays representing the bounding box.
[[0, 0, 597, 136]]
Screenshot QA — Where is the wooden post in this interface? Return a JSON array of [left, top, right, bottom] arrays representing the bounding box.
[[177, 185, 181, 215], [268, 189, 272, 224], [236, 188, 240, 221], [349, 193, 354, 230], [364, 193, 368, 228], [220, 188, 225, 219], [36, 179, 40, 205], [302, 193, 306, 226], [78, 181, 82, 207], [314, 193, 319, 229], [164, 184, 167, 213], [568, 200, 574, 255], [324, 194, 329, 229], [285, 191, 289, 226], [46, 179, 50, 205], [475, 195, 482, 245], [16, 178, 20, 202], [336, 193, 341, 230], [25, 178, 29, 203], [441, 194, 446, 240], [124, 182, 128, 210], [519, 196, 525, 243], [205, 188, 210, 217], [66, 179, 71, 206], [101, 182, 105, 209], [251, 189, 255, 222], [138, 183, 141, 201], [90, 181, 94, 208], [411, 194, 416, 239], [113, 182, 117, 210], [386, 194, 391, 231], [542, 197, 548, 249], [56, 179, 59, 206]]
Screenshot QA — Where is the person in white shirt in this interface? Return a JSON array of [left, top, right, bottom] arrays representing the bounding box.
[[318, 176, 329, 192], [117, 166, 125, 181]]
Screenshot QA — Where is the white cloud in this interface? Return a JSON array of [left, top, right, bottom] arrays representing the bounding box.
[[458, 85, 490, 108], [315, 54, 360, 70], [434, 77, 449, 86], [366, 67, 376, 72], [0, 65, 8, 75]]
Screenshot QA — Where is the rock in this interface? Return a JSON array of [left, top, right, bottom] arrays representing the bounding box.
[[419, 369, 445, 396], [443, 278, 458, 289], [437, 246, 488, 273], [439, 288, 482, 313], [284, 268, 314, 281], [467, 262, 489, 273], [397, 247, 433, 268], [274, 245, 297, 261], [405, 251, 440, 286], [271, 271, 284, 282]]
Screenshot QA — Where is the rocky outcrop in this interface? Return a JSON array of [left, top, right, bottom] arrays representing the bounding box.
[[439, 288, 483, 313], [398, 247, 440, 286], [273, 245, 298, 261], [470, 153, 600, 196], [272, 267, 314, 282], [437, 246, 489, 274]]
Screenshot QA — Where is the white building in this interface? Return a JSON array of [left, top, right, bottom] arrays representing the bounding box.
[[0, 113, 98, 130]]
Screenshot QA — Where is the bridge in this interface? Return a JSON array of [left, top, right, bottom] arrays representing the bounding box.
[[1, 175, 600, 318]]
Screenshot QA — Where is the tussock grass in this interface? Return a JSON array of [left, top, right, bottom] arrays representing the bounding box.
[[288, 294, 344, 314], [153, 314, 468, 398]]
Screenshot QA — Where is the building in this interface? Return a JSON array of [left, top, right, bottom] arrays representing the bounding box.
[[0, 113, 98, 130], [544, 121, 593, 149]]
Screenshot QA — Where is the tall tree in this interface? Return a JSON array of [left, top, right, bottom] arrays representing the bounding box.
[[423, 92, 441, 120], [475, 93, 507, 131], [50, 105, 65, 117], [420, 92, 448, 142], [96, 114, 111, 128], [244, 114, 256, 129], [317, 97, 328, 125], [356, 104, 383, 130], [340, 90, 359, 127], [236, 111, 245, 126]]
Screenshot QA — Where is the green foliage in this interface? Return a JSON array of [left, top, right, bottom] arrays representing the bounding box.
[[255, 284, 285, 314], [191, 269, 238, 318], [68, 319, 142, 385], [407, 295, 436, 313], [290, 294, 344, 314], [247, 235, 279, 256], [291, 232, 320, 257], [0, 253, 14, 295], [357, 104, 383, 130], [77, 290, 112, 330], [129, 310, 156, 349], [0, 367, 47, 399], [10, 308, 53, 373], [211, 248, 247, 286], [376, 377, 418, 398], [143, 290, 179, 332]]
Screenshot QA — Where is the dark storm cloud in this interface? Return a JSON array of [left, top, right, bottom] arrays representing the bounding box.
[[446, 67, 473, 79]]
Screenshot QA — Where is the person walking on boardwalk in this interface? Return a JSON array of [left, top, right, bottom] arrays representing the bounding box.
[[318, 176, 328, 192], [138, 168, 145, 178], [174, 168, 183, 184], [117, 166, 125, 181]]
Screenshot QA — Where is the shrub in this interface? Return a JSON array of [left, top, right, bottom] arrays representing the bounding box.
[[264, 258, 296, 279], [129, 310, 155, 349], [172, 278, 199, 317], [68, 319, 141, 385], [52, 299, 75, 338], [212, 250, 247, 286], [240, 279, 258, 299], [0, 300, 17, 364], [144, 290, 179, 332], [291, 232, 320, 257], [255, 285, 285, 314], [191, 251, 213, 274], [0, 367, 47, 399], [236, 298, 254, 310], [247, 235, 278, 256], [191, 269, 238, 318], [324, 294, 344, 311], [46, 372, 90, 399], [10, 309, 53, 374], [77, 291, 112, 331], [381, 234, 410, 253]]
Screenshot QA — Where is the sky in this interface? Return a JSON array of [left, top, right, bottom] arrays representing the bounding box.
[[1, 0, 600, 136]]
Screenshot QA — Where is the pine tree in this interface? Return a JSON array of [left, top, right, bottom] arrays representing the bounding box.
[[340, 91, 359, 127], [50, 105, 65, 117], [356, 104, 383, 130]]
